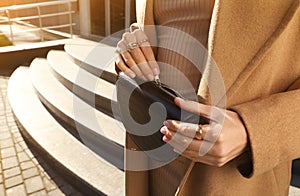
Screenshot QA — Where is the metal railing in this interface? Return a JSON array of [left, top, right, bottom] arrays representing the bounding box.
[[0, 0, 77, 43]]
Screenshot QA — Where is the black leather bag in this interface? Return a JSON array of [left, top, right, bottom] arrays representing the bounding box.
[[116, 73, 209, 162]]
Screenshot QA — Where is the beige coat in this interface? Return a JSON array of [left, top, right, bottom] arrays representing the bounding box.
[[125, 0, 300, 195]]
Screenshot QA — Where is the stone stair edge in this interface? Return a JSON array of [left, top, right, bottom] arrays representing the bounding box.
[[7, 67, 125, 195]]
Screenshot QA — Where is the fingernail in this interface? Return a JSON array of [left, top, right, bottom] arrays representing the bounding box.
[[160, 127, 166, 134], [153, 68, 159, 76], [163, 121, 169, 127], [163, 136, 169, 142], [128, 72, 136, 78], [175, 97, 184, 102], [147, 74, 154, 81], [124, 70, 136, 78]]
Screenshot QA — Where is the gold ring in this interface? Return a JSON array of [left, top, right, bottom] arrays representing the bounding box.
[[194, 124, 203, 140]]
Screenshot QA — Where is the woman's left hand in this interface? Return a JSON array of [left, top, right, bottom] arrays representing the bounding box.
[[160, 97, 249, 167]]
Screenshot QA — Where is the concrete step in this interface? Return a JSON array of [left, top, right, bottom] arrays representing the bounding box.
[[7, 67, 125, 195], [64, 38, 117, 84], [29, 58, 125, 169], [0, 39, 68, 74], [47, 50, 120, 118]]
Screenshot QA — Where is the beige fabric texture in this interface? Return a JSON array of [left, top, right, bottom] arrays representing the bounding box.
[[125, 0, 300, 195]]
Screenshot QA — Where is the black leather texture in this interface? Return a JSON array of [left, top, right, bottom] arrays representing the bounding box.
[[116, 73, 209, 162]]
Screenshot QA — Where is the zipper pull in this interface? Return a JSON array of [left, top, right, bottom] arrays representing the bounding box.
[[154, 75, 162, 87]]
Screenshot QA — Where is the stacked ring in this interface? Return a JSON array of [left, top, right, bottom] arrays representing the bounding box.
[[194, 124, 203, 140], [127, 42, 138, 50], [138, 39, 149, 46]]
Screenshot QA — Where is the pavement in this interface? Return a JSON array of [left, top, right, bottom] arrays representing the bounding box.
[[0, 75, 82, 196]]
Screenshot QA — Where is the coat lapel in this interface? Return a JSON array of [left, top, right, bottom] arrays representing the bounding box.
[[199, 0, 298, 105]]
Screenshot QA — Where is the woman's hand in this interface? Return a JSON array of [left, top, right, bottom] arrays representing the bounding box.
[[161, 97, 249, 167], [115, 29, 159, 80]]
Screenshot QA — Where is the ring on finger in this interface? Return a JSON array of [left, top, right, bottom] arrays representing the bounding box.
[[127, 42, 138, 51], [194, 124, 203, 140], [138, 39, 149, 46]]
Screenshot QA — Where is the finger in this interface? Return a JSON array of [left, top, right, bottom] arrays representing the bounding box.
[[163, 120, 201, 139], [163, 129, 203, 153], [115, 55, 136, 78], [117, 42, 145, 79], [117, 35, 144, 78], [130, 23, 140, 32], [174, 97, 212, 118], [164, 130, 223, 165], [122, 32, 137, 45], [183, 135, 214, 156], [120, 51, 145, 77], [164, 131, 194, 153], [164, 120, 220, 142], [133, 29, 160, 76], [174, 98, 226, 123], [123, 32, 154, 80], [117, 41, 136, 67], [165, 130, 215, 157], [116, 39, 127, 54], [166, 133, 215, 160]]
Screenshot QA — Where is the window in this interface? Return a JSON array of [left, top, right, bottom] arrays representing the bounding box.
[[86, 0, 136, 38]]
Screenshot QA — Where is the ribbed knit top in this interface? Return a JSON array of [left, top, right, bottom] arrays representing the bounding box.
[[149, 1, 215, 195], [154, 0, 215, 99]]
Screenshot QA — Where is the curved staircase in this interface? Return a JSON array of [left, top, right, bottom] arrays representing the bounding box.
[[7, 37, 300, 195], [7, 38, 125, 195]]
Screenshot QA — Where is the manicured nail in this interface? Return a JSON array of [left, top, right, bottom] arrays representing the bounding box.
[[175, 97, 185, 103], [153, 68, 159, 76], [162, 136, 169, 142], [147, 74, 154, 81], [128, 72, 136, 78], [163, 121, 169, 127], [160, 127, 166, 134], [176, 97, 184, 102]]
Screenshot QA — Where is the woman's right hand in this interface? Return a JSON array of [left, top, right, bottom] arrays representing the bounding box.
[[115, 29, 159, 81]]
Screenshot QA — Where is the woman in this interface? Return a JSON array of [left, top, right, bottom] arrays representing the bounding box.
[[115, 0, 300, 195]]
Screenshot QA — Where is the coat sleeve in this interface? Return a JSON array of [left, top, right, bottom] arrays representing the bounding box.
[[230, 77, 300, 178]]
